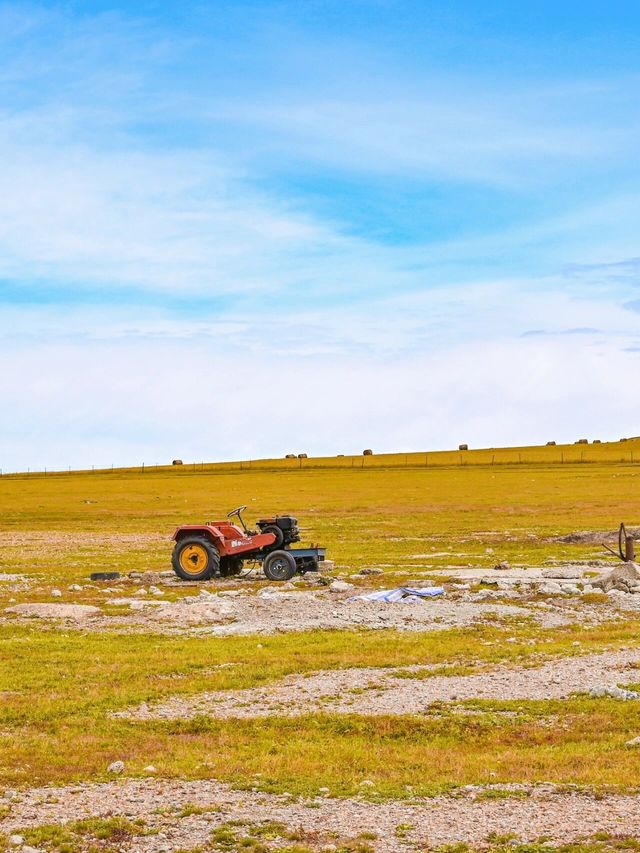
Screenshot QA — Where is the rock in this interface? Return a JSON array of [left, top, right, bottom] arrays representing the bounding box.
[[68, 584, 82, 591], [359, 567, 383, 575], [542, 567, 582, 580], [8, 835, 24, 847], [539, 582, 562, 594], [359, 779, 375, 787], [107, 760, 125, 774], [22, 846, 44, 853], [318, 560, 335, 573], [51, 589, 62, 597], [582, 584, 594, 594], [143, 765, 158, 773], [560, 584, 581, 595], [494, 561, 511, 571], [6, 603, 100, 620], [140, 571, 163, 584], [592, 562, 640, 593], [148, 586, 164, 596], [329, 580, 354, 593], [626, 736, 640, 747], [589, 686, 640, 700], [90, 572, 120, 581]]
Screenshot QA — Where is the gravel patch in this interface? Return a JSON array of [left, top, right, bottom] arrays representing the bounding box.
[[3, 779, 640, 850], [3, 586, 562, 635], [120, 647, 640, 720]]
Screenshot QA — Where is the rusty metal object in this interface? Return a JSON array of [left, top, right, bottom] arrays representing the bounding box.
[[619, 523, 636, 562], [603, 523, 637, 562]]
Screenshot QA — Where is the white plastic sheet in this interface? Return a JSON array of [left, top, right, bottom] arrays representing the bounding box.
[[350, 586, 444, 602]]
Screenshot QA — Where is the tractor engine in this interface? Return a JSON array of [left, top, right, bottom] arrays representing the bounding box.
[[256, 515, 300, 550]]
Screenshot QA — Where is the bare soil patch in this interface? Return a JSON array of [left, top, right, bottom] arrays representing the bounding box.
[[3, 586, 567, 635], [119, 647, 640, 720], [3, 779, 640, 850]]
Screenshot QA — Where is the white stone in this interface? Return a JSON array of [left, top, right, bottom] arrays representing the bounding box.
[[539, 581, 562, 594], [329, 580, 354, 593], [8, 835, 24, 847], [543, 568, 582, 580], [107, 760, 125, 774], [51, 589, 62, 598], [148, 586, 164, 596]]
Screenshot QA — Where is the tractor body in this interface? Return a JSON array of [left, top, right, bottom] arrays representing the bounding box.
[[171, 507, 323, 582]]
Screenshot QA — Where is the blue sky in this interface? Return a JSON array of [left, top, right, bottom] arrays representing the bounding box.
[[1, 0, 640, 470]]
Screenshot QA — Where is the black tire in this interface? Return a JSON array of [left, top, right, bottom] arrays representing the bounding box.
[[263, 549, 297, 581], [172, 536, 220, 581], [220, 556, 243, 577], [261, 524, 285, 552]]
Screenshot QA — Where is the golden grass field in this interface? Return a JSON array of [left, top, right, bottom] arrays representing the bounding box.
[[2, 446, 640, 850]]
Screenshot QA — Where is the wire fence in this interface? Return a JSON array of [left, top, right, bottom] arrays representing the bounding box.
[[1, 443, 640, 479]]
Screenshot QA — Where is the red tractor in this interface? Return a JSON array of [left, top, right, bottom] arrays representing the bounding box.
[[171, 505, 325, 582]]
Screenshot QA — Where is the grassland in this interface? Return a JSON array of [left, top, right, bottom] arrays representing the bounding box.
[[1, 452, 640, 830]]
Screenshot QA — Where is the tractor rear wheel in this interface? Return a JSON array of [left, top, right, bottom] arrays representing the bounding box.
[[172, 536, 220, 581], [262, 549, 297, 581]]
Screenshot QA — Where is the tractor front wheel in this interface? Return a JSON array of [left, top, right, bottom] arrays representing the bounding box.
[[172, 536, 220, 581], [262, 549, 297, 581]]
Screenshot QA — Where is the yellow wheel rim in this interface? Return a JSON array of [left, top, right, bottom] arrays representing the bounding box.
[[179, 543, 209, 575]]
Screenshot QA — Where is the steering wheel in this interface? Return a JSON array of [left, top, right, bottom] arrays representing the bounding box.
[[227, 505, 247, 519]]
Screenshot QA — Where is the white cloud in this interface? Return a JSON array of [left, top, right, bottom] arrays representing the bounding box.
[[1, 328, 639, 472]]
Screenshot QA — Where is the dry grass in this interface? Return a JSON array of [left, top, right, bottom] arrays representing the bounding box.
[[1, 620, 640, 795], [2, 456, 640, 797]]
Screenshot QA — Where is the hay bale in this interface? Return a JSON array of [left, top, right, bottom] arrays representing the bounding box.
[[546, 441, 556, 446], [363, 449, 373, 456], [285, 454, 296, 459], [337, 454, 345, 457], [575, 438, 588, 444], [621, 438, 628, 442], [458, 444, 469, 451], [298, 453, 308, 459], [172, 459, 183, 465], [593, 439, 601, 444]]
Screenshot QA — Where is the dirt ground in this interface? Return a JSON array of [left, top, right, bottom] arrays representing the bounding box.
[[4, 527, 640, 850], [3, 778, 640, 852], [117, 647, 640, 720]]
